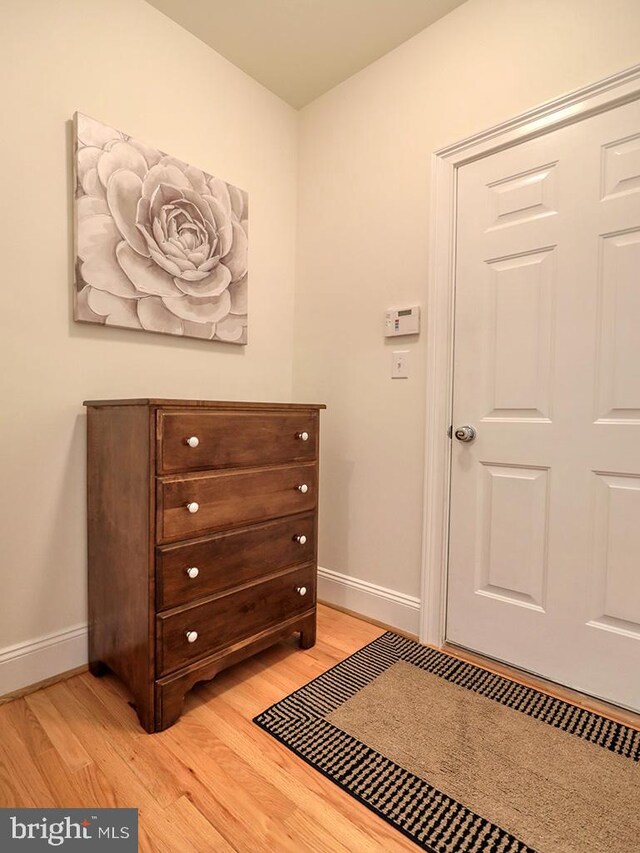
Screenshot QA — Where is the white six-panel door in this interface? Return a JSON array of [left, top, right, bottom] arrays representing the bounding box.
[[447, 98, 640, 711]]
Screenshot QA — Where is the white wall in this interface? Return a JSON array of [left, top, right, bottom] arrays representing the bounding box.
[[0, 0, 298, 688], [294, 0, 640, 620]]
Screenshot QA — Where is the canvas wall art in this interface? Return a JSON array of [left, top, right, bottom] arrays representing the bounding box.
[[73, 112, 248, 344]]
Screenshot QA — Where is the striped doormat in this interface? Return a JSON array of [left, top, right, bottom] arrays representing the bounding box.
[[254, 632, 640, 852]]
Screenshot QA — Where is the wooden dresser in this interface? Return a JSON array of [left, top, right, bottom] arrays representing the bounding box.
[[84, 399, 325, 732]]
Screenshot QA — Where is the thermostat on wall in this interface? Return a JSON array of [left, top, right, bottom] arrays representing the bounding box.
[[384, 306, 420, 337]]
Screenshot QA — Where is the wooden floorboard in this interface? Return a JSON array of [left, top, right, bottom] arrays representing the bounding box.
[[0, 605, 416, 852]]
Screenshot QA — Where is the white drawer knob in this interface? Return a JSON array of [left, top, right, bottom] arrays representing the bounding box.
[[186, 566, 199, 579], [297, 586, 307, 596], [186, 501, 200, 514], [185, 436, 200, 448], [186, 630, 199, 643], [297, 431, 310, 441], [297, 484, 309, 494], [294, 534, 307, 545]]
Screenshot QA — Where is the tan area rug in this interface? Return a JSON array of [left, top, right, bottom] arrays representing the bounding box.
[[328, 660, 640, 853], [255, 632, 640, 853]]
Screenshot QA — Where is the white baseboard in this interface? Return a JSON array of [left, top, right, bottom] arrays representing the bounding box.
[[318, 566, 421, 635], [0, 624, 88, 696]]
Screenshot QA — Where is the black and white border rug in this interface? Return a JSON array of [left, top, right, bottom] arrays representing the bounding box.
[[253, 631, 640, 853]]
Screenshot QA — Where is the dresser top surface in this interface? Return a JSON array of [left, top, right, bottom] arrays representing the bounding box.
[[83, 398, 326, 411]]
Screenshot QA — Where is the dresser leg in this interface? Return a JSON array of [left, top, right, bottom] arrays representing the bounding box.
[[155, 682, 185, 731], [89, 660, 109, 677], [299, 612, 317, 650], [135, 695, 156, 734]]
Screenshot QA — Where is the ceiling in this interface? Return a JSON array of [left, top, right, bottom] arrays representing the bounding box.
[[144, 0, 468, 109]]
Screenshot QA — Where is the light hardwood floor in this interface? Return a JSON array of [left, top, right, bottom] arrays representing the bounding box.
[[0, 605, 416, 852]]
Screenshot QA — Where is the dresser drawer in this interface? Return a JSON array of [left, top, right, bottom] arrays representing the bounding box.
[[157, 410, 318, 474], [156, 564, 316, 675], [157, 462, 317, 543], [156, 513, 316, 610]]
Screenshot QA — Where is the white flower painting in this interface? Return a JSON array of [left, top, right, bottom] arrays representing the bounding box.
[[73, 113, 248, 344]]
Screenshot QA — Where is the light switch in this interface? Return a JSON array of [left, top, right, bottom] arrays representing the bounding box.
[[392, 350, 409, 379]]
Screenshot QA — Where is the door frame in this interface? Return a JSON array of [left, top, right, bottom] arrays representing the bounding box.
[[419, 63, 640, 646]]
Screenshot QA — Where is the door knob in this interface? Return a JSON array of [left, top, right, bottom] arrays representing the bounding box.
[[454, 425, 476, 442]]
